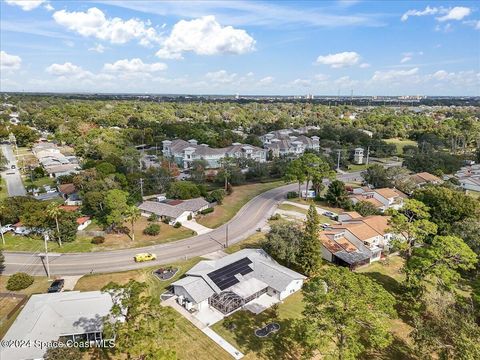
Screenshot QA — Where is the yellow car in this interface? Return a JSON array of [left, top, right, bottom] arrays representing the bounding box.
[[134, 253, 157, 262]]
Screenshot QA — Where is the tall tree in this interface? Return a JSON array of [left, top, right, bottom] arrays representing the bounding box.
[[297, 205, 322, 276], [388, 199, 437, 260], [0, 250, 5, 274], [405, 235, 477, 290], [46, 203, 62, 247], [301, 153, 334, 199], [102, 280, 176, 360], [104, 189, 129, 228], [284, 158, 306, 197], [125, 206, 141, 242], [325, 180, 350, 208], [263, 223, 303, 268], [300, 267, 396, 360]]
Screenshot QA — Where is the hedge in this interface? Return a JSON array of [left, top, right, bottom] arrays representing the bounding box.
[[200, 207, 214, 215], [6, 272, 34, 291]]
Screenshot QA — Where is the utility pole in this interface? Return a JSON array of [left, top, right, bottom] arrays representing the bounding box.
[[336, 149, 341, 170], [44, 232, 50, 279], [366, 146, 370, 165], [0, 219, 5, 246], [225, 224, 229, 248], [139, 178, 144, 198]]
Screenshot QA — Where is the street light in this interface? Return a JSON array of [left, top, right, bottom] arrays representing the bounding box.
[[43, 232, 50, 279]]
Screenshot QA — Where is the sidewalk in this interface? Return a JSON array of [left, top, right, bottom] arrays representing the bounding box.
[[282, 201, 338, 216], [182, 220, 213, 235], [163, 297, 244, 359]]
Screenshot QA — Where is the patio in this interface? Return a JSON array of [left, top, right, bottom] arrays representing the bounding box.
[[243, 293, 280, 315]]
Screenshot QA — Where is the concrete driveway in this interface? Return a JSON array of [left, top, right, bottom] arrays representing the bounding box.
[[182, 220, 213, 235]]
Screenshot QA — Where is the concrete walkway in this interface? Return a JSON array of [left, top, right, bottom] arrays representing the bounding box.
[[61, 275, 82, 291], [163, 297, 244, 359], [182, 220, 213, 235], [276, 209, 306, 221]]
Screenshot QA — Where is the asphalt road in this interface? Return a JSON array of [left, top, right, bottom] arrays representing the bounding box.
[[1, 166, 400, 276], [1, 144, 27, 197]]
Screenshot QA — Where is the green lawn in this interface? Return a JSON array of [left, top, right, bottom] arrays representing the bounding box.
[[211, 291, 305, 359], [0, 177, 8, 199], [0, 217, 194, 253], [74, 257, 231, 360], [278, 203, 308, 214], [287, 198, 344, 215], [0, 276, 50, 338], [384, 138, 417, 155], [196, 181, 283, 228], [23, 176, 55, 189]]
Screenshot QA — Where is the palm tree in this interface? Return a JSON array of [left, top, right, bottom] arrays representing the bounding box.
[[46, 203, 62, 247], [125, 206, 141, 242]]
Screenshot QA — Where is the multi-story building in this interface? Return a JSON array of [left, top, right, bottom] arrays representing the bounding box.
[[162, 139, 266, 169], [260, 128, 320, 158]]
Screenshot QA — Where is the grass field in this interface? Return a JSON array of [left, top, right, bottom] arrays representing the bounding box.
[[23, 176, 55, 189], [288, 198, 344, 214], [211, 291, 305, 360], [384, 138, 417, 155], [0, 276, 50, 338], [0, 217, 194, 253], [196, 181, 283, 228], [0, 177, 7, 199], [74, 257, 231, 359]]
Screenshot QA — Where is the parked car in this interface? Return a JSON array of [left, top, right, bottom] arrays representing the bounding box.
[[134, 253, 157, 262], [48, 279, 65, 293], [321, 223, 331, 229], [0, 224, 14, 234], [10, 164, 16, 169], [14, 227, 33, 236], [323, 211, 336, 219]]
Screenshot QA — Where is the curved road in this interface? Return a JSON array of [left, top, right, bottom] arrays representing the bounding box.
[[2, 165, 400, 276], [3, 183, 298, 276]]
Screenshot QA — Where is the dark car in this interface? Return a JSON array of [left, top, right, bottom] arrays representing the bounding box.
[[11, 165, 16, 169], [48, 279, 65, 293]]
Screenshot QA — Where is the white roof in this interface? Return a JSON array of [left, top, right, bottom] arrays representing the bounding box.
[[172, 249, 305, 304], [1, 291, 113, 360]]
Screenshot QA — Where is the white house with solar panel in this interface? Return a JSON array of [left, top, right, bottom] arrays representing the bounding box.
[[171, 249, 306, 316]]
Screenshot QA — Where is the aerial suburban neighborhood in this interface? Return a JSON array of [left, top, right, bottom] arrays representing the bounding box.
[[1, 1, 479, 360]]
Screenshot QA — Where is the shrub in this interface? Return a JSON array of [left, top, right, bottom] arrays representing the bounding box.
[[226, 183, 234, 195], [286, 191, 298, 199], [206, 189, 226, 204], [269, 214, 281, 221], [162, 218, 169, 224], [143, 223, 161, 236], [200, 207, 214, 215], [187, 213, 193, 220], [6, 272, 34, 291], [148, 213, 159, 222], [173, 222, 181, 228], [91, 236, 105, 244]]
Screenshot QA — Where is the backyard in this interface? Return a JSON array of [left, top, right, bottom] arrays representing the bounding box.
[[0, 217, 194, 253], [384, 138, 418, 155], [196, 181, 283, 228]]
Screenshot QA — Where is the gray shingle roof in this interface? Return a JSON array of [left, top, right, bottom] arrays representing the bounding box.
[[138, 197, 209, 218]]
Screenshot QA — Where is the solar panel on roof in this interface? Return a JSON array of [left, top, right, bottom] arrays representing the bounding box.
[[207, 257, 253, 290]]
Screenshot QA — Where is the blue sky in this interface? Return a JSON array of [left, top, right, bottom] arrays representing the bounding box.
[[0, 0, 479, 95]]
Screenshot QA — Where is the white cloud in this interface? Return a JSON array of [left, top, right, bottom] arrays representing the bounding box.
[[156, 15, 255, 59], [0, 51, 22, 71], [371, 68, 419, 82], [402, 6, 471, 23], [205, 70, 238, 84], [44, 2, 53, 11], [401, 6, 440, 22], [314, 74, 330, 81], [291, 78, 312, 87], [53, 7, 162, 46], [46, 62, 86, 76], [400, 56, 412, 63], [258, 76, 274, 85], [5, 0, 45, 11], [88, 44, 106, 53], [432, 70, 449, 81], [437, 7, 471, 22], [316, 51, 360, 68], [334, 76, 359, 88], [359, 63, 371, 68], [103, 58, 167, 73], [463, 19, 480, 30]]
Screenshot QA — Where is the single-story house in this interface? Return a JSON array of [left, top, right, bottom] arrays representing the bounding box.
[[76, 216, 92, 231], [320, 215, 392, 269], [349, 187, 407, 212], [58, 183, 82, 205], [138, 197, 210, 225], [409, 172, 443, 187], [171, 249, 305, 316], [0, 291, 115, 360]]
